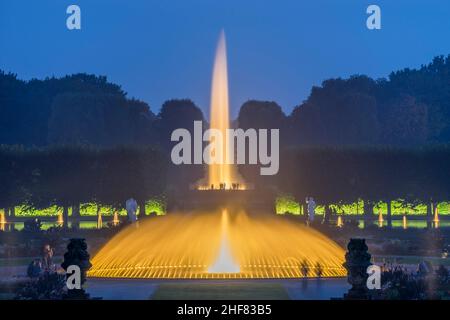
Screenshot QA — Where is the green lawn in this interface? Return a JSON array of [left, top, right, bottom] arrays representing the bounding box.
[[151, 281, 289, 300], [0, 257, 62, 267], [373, 255, 450, 266]]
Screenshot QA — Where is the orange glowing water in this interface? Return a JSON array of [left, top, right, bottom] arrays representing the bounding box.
[[113, 211, 120, 226], [0, 210, 6, 231], [207, 210, 240, 273], [378, 210, 384, 227], [88, 209, 346, 279], [433, 207, 439, 228], [57, 211, 64, 226], [337, 216, 343, 228], [88, 30, 346, 279], [97, 212, 103, 229], [433, 207, 439, 223], [207, 30, 243, 188]]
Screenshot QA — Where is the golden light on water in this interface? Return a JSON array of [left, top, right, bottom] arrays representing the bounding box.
[[207, 210, 240, 273], [0, 210, 6, 231], [88, 210, 346, 279], [337, 216, 343, 228], [57, 211, 64, 226], [433, 207, 439, 223], [206, 30, 243, 189], [403, 215, 408, 229], [88, 30, 346, 280], [97, 212, 103, 229], [378, 209, 384, 227], [113, 211, 120, 226], [433, 207, 439, 228]]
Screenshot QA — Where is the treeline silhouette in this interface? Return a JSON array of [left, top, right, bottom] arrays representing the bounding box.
[[1, 145, 449, 214], [276, 147, 450, 212], [2, 55, 450, 148], [0, 146, 167, 217], [1, 55, 450, 207]]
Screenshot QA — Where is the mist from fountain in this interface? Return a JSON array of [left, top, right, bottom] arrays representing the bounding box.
[[89, 209, 346, 279], [88, 30, 346, 279], [199, 29, 244, 190]]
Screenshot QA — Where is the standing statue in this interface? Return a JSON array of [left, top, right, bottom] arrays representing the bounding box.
[[306, 197, 316, 222], [343, 238, 372, 300], [126, 198, 138, 223], [61, 238, 92, 300]]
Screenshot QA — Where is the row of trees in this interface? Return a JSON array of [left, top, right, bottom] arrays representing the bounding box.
[[2, 55, 450, 149], [0, 73, 156, 147], [275, 146, 450, 216], [0, 145, 167, 219], [242, 55, 449, 146], [1, 144, 449, 218], [1, 55, 450, 205]]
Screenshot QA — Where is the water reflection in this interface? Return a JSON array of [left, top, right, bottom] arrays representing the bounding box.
[[353, 219, 450, 229], [2, 221, 99, 231]]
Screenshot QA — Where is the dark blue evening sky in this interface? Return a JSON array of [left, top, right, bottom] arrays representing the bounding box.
[[1, 0, 450, 117]]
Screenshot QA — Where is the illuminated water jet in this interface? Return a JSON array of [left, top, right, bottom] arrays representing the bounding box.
[[89, 210, 346, 279], [97, 211, 103, 229], [337, 216, 343, 228], [0, 210, 6, 231], [433, 207, 439, 228], [198, 29, 244, 190], [88, 30, 346, 279], [57, 211, 64, 226], [378, 209, 384, 227], [113, 211, 120, 226], [208, 210, 240, 273]]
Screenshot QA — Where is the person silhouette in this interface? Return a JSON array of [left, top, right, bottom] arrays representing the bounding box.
[[126, 198, 138, 223], [306, 197, 316, 222]]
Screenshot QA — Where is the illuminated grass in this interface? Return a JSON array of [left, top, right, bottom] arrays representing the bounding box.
[[88, 210, 347, 279], [275, 198, 450, 216], [15, 205, 66, 217], [145, 197, 166, 216], [9, 199, 449, 217], [276, 195, 301, 215]]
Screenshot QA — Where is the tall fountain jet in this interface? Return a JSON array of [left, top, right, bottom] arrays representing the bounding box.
[[88, 30, 347, 280], [207, 30, 243, 189]]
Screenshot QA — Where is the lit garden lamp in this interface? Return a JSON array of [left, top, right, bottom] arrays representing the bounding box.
[[433, 206, 439, 228], [0, 209, 6, 231], [337, 215, 343, 228], [113, 210, 120, 226], [402, 214, 408, 230], [97, 211, 103, 229], [378, 209, 384, 228], [57, 210, 64, 227]]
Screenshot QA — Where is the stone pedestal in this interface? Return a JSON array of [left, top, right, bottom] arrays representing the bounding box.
[[61, 238, 92, 300], [343, 238, 372, 300]]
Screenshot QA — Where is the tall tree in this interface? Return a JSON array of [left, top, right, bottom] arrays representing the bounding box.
[[379, 95, 428, 146], [288, 76, 380, 146], [48, 93, 155, 146], [155, 99, 205, 188]]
